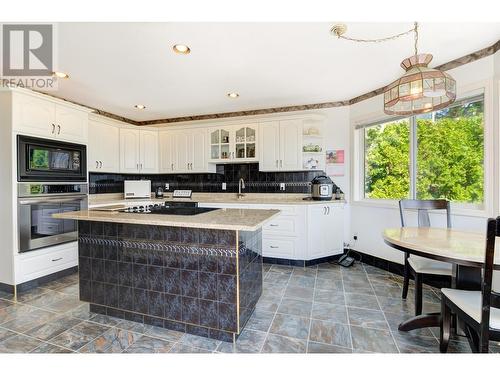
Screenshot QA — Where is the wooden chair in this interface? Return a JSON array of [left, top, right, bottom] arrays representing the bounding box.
[[440, 217, 500, 353], [399, 199, 453, 315]]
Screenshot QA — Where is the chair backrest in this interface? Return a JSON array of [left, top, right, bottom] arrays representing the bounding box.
[[399, 199, 451, 228], [481, 217, 500, 329]]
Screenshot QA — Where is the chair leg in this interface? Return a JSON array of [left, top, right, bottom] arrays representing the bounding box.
[[440, 298, 451, 353], [402, 257, 410, 300], [414, 272, 423, 316]]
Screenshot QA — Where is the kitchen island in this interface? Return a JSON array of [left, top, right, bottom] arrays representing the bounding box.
[[53, 208, 279, 342]]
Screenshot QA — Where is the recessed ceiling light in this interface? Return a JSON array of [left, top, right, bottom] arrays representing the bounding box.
[[227, 92, 239, 99], [134, 104, 146, 110], [52, 71, 69, 79], [172, 44, 191, 54]]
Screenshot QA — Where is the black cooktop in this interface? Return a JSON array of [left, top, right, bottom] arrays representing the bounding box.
[[148, 206, 218, 216]]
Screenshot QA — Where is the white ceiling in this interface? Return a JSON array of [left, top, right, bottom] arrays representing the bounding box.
[[50, 22, 500, 121]]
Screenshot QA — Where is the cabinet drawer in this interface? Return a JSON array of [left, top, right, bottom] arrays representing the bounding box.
[[263, 237, 296, 258], [18, 245, 78, 280], [263, 217, 297, 237], [251, 204, 297, 216]]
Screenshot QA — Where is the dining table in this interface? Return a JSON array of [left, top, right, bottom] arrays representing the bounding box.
[[382, 227, 498, 332]]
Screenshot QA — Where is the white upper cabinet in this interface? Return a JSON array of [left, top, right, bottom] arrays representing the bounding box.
[[258, 121, 280, 171], [209, 123, 258, 163], [259, 119, 303, 171], [12, 92, 89, 143], [120, 128, 141, 173], [279, 119, 303, 171], [88, 119, 120, 173], [139, 130, 159, 173], [159, 128, 215, 174]]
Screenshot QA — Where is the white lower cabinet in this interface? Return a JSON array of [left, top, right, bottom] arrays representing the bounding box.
[[198, 202, 344, 260], [15, 242, 78, 284]]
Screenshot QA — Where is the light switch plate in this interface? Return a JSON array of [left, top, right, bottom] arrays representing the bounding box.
[[222, 183, 227, 190]]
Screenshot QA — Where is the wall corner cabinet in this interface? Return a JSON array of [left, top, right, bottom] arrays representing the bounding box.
[[159, 128, 216, 174], [119, 128, 159, 174], [88, 119, 120, 173], [209, 124, 258, 163]]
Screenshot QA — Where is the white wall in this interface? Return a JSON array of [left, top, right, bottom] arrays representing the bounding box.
[[347, 53, 500, 264]]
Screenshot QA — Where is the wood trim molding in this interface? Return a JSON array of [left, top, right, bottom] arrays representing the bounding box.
[[35, 39, 500, 126]]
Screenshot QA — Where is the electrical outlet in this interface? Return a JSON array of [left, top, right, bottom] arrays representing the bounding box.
[[164, 183, 169, 190], [280, 183, 286, 191], [222, 182, 227, 190], [353, 233, 358, 241]]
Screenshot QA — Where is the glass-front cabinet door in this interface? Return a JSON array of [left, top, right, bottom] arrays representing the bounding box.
[[234, 126, 257, 160], [209, 124, 258, 162], [210, 128, 231, 161]]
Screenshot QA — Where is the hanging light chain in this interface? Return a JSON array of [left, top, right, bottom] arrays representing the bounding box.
[[333, 22, 419, 51], [413, 21, 419, 56]]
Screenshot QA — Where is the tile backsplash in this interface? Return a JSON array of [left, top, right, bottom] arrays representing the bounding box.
[[89, 163, 336, 195]]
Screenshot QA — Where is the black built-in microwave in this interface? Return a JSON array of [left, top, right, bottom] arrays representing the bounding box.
[[17, 135, 87, 182]]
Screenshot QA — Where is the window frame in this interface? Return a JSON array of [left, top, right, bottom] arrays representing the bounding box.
[[353, 87, 490, 216]]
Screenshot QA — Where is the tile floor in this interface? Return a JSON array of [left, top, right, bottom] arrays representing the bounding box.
[[0, 262, 496, 353]]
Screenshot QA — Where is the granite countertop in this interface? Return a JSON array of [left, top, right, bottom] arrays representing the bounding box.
[[88, 192, 346, 208], [53, 208, 280, 231]]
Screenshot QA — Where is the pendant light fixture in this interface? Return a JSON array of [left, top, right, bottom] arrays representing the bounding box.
[[331, 22, 456, 115]]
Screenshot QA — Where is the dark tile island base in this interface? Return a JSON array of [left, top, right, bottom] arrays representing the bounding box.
[[77, 221, 262, 342]]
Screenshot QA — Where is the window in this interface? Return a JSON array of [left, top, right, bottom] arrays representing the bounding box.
[[361, 95, 485, 206], [364, 119, 410, 199]]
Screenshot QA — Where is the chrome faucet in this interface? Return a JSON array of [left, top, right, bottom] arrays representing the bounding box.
[[237, 178, 246, 199]]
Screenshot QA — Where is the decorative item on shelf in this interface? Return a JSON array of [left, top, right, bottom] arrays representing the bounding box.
[[303, 143, 322, 152], [303, 157, 320, 170], [331, 22, 456, 115], [304, 127, 320, 136]]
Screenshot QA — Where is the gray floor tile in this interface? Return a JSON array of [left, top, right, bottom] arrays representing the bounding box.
[[0, 308, 55, 333], [26, 315, 81, 340], [345, 293, 380, 310], [145, 326, 185, 341], [347, 307, 389, 330], [261, 333, 307, 353], [169, 343, 211, 353], [0, 299, 15, 310], [309, 319, 351, 348], [244, 308, 275, 332], [350, 326, 398, 353], [392, 331, 439, 353], [383, 311, 435, 337], [50, 321, 110, 351], [283, 285, 314, 302], [0, 334, 43, 353], [307, 341, 352, 353], [31, 342, 73, 353], [179, 333, 220, 351], [377, 296, 415, 314], [79, 328, 141, 353], [256, 297, 280, 313], [343, 281, 375, 295], [316, 270, 342, 281], [292, 267, 318, 278], [124, 335, 175, 353], [217, 329, 267, 353], [0, 327, 17, 342], [89, 314, 124, 327], [315, 278, 343, 291], [288, 275, 316, 288], [12, 288, 50, 303], [311, 303, 348, 324], [313, 289, 346, 305], [277, 298, 312, 317], [270, 313, 310, 340]]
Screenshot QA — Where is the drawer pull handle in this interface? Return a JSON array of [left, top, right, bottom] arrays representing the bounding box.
[[270, 246, 279, 249], [52, 257, 63, 262], [269, 224, 279, 227]]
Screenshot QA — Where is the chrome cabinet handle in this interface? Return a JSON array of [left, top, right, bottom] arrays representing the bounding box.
[[323, 206, 327, 215], [270, 246, 279, 249], [99, 161, 103, 168], [327, 206, 330, 215], [136, 163, 139, 171], [280, 160, 283, 168], [52, 257, 63, 262], [269, 224, 279, 227], [51, 123, 55, 134], [140, 163, 143, 170], [171, 163, 174, 171], [96, 161, 99, 169], [57, 124, 61, 134], [276, 160, 278, 167]]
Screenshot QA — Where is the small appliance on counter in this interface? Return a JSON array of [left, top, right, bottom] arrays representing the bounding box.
[[310, 175, 335, 201], [155, 186, 164, 198], [124, 180, 151, 199]]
